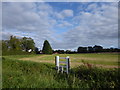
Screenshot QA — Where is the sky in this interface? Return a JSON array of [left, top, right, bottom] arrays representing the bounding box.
[[2, 2, 119, 50]]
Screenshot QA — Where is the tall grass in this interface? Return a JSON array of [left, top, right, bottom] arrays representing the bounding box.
[[2, 56, 120, 88]]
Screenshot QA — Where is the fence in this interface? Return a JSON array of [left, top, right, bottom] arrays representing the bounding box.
[[55, 56, 70, 74]]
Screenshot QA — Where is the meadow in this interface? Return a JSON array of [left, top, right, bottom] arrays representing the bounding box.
[[2, 53, 120, 88], [18, 53, 119, 68]]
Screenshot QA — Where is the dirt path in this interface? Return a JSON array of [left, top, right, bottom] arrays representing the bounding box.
[[19, 55, 119, 69]]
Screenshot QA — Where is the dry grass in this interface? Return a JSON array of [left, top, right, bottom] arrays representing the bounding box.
[[18, 54, 119, 69]]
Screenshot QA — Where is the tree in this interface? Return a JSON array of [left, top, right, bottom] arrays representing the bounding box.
[[66, 50, 71, 54], [42, 40, 53, 54], [21, 37, 35, 52], [2, 40, 8, 51], [9, 36, 21, 50], [35, 47, 39, 54], [77, 47, 87, 53], [53, 50, 65, 54], [93, 45, 103, 52], [88, 46, 94, 53]]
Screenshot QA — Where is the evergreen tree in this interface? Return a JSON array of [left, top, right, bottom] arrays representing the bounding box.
[[42, 40, 53, 54]]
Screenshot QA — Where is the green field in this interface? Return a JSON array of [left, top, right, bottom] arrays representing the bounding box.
[[11, 53, 119, 68], [2, 53, 120, 88]]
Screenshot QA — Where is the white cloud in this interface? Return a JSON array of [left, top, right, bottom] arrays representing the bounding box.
[[57, 21, 73, 27], [55, 9, 73, 19], [2, 2, 118, 50], [2, 2, 57, 49], [61, 10, 73, 17], [60, 2, 118, 49]]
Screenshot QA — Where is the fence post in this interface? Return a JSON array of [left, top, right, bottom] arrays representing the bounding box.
[[56, 56, 59, 73], [61, 66, 63, 73], [55, 56, 57, 69], [67, 56, 70, 72], [66, 56, 68, 74], [55, 56, 70, 74]]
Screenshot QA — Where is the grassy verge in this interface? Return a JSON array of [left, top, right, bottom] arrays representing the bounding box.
[[2, 56, 120, 88]]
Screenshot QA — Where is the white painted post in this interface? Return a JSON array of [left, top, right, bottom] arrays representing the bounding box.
[[55, 56, 70, 74], [56, 56, 59, 73]]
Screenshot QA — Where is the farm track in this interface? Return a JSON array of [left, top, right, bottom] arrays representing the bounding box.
[[19, 55, 120, 69]]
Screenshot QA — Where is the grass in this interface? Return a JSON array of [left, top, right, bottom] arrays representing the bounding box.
[[2, 55, 120, 88], [2, 54, 38, 59], [3, 57, 60, 88], [16, 53, 119, 66]]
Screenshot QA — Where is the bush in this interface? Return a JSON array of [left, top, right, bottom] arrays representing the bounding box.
[[74, 65, 120, 88]]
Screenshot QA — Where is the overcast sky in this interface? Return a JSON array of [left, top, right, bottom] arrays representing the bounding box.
[[2, 2, 118, 50]]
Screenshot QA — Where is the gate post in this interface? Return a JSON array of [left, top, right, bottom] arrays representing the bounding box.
[[66, 56, 70, 74], [67, 56, 70, 72], [55, 56, 59, 73], [55, 56, 70, 74]]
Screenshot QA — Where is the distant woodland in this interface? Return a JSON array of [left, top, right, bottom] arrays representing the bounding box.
[[1, 35, 120, 55]]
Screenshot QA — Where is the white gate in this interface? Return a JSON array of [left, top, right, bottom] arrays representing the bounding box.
[[55, 56, 70, 74]]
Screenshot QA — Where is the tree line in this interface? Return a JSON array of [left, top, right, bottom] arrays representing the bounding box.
[[1, 36, 36, 55], [1, 35, 120, 55], [77, 45, 120, 53], [1, 35, 53, 55], [53, 46, 120, 54]]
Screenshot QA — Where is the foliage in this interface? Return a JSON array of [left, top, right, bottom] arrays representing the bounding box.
[[73, 65, 120, 88], [21, 37, 35, 52], [77, 47, 88, 53], [42, 40, 53, 54], [35, 47, 39, 54], [2, 55, 120, 88], [77, 45, 120, 53], [2, 50, 34, 56], [93, 45, 103, 52], [9, 36, 21, 50], [2, 35, 35, 55]]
